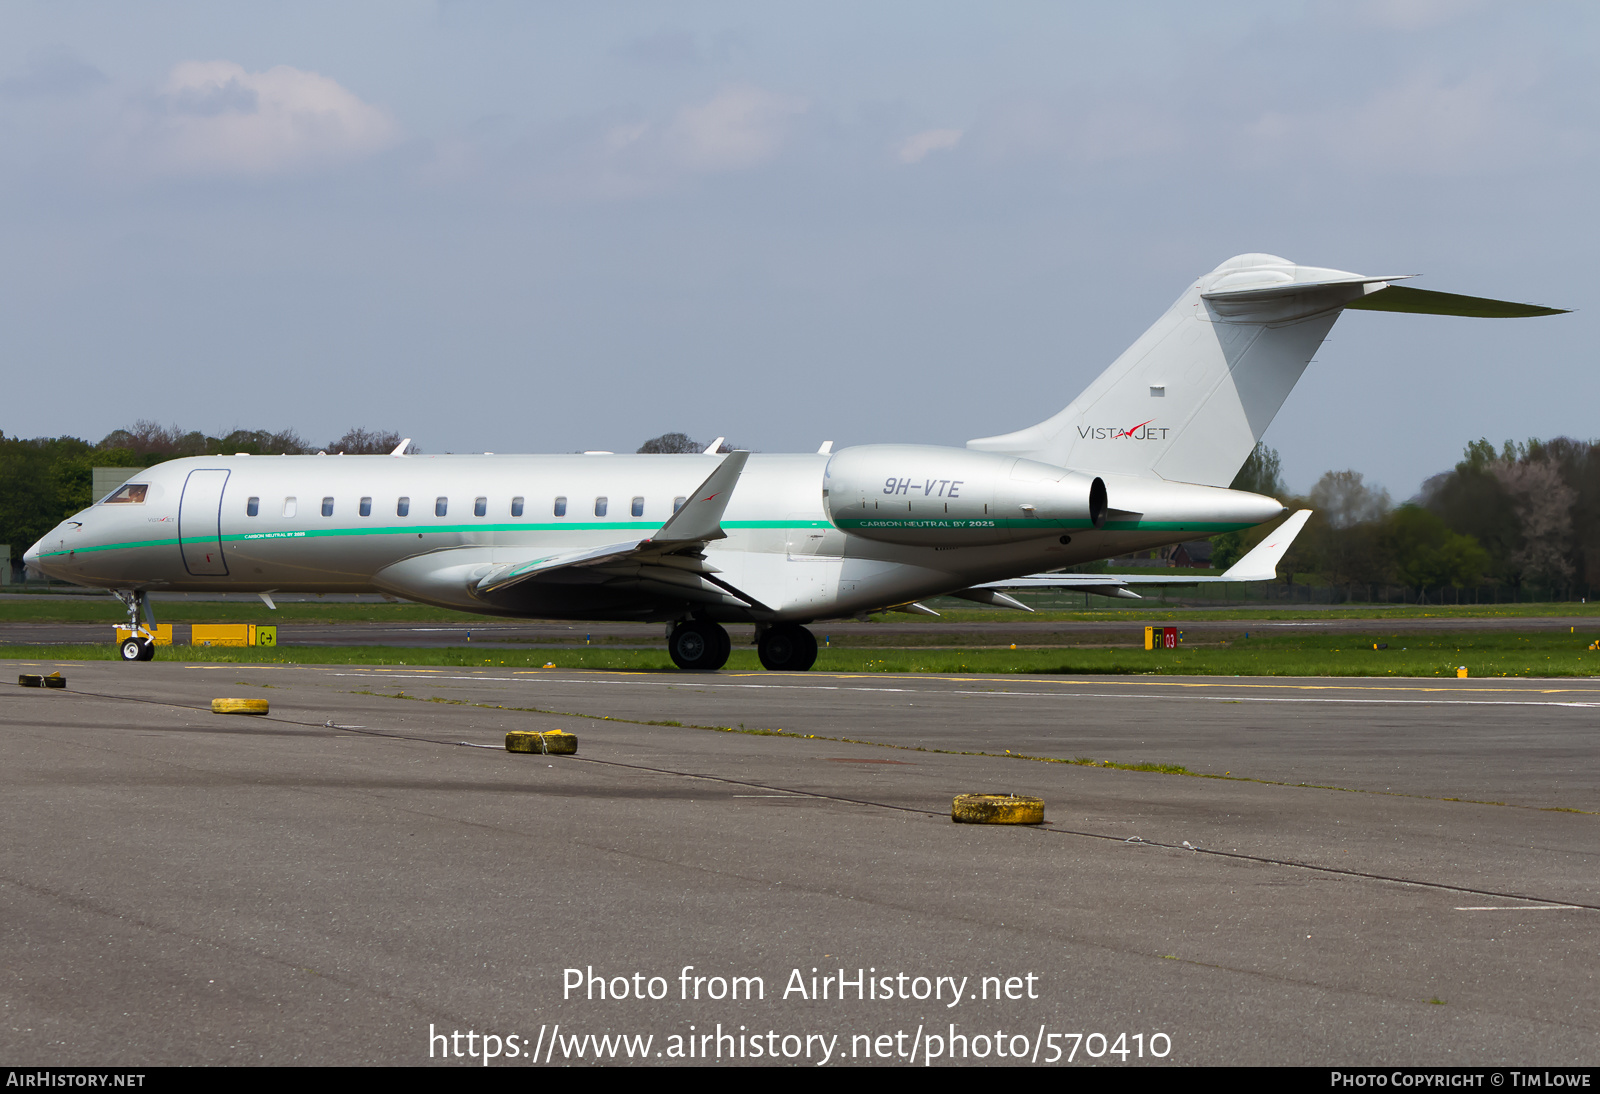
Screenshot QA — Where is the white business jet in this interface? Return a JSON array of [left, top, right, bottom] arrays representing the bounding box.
[[25, 254, 1564, 670]]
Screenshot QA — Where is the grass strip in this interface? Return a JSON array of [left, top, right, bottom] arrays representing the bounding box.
[[7, 629, 1600, 676], [6, 599, 1600, 625]]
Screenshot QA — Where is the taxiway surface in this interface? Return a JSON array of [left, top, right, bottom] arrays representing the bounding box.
[[3, 661, 1596, 1065]]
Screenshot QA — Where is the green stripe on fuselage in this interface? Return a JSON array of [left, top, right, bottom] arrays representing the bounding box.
[[38, 516, 1250, 559], [38, 519, 830, 558]]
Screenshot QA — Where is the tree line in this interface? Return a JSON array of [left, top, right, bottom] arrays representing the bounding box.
[[1216, 437, 1600, 598]]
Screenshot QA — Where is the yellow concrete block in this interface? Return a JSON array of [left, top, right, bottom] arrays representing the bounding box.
[[952, 794, 1044, 825], [506, 730, 577, 755], [212, 698, 269, 715], [192, 624, 251, 647], [115, 624, 173, 646]]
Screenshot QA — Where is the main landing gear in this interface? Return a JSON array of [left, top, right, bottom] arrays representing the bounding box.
[[757, 623, 818, 672], [665, 620, 821, 672], [113, 589, 157, 662], [667, 620, 732, 671]]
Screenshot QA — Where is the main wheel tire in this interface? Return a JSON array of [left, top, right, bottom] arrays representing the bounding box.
[[758, 624, 818, 671], [137, 639, 156, 661], [709, 622, 731, 667], [120, 637, 149, 662], [668, 621, 731, 671]]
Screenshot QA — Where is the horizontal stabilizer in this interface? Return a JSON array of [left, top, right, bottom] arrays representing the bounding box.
[[1345, 285, 1569, 318], [976, 509, 1312, 596], [948, 588, 1034, 612], [1200, 274, 1407, 304], [974, 575, 1145, 599], [1218, 509, 1312, 580]]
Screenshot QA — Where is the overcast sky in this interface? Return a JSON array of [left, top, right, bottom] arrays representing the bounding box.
[[1, 1, 1594, 497]]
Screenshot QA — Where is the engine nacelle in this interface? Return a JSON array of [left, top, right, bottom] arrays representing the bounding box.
[[823, 444, 1107, 546]]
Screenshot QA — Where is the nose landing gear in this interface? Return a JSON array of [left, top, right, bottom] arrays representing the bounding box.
[[667, 620, 732, 671], [113, 590, 157, 662]]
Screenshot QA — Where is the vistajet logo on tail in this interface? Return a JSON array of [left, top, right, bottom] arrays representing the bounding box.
[[1078, 420, 1170, 441]]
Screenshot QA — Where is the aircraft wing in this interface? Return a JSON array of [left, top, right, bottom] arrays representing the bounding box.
[[475, 539, 651, 593], [969, 509, 1312, 601], [473, 451, 770, 608]]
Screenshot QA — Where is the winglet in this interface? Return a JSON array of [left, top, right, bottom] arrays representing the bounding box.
[[390, 438, 411, 456], [703, 437, 726, 455], [1220, 509, 1312, 580], [650, 451, 750, 544]]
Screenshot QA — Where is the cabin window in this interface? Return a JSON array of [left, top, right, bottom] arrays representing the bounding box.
[[322, 497, 334, 517], [246, 497, 259, 517], [511, 496, 524, 517], [283, 497, 297, 518], [103, 484, 148, 504], [594, 496, 608, 517], [474, 497, 487, 517], [359, 497, 372, 517], [553, 496, 567, 517], [673, 496, 686, 513], [435, 497, 448, 517], [631, 496, 645, 517], [397, 497, 410, 517]]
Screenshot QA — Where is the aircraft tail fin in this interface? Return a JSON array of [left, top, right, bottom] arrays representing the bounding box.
[[967, 254, 1565, 488]]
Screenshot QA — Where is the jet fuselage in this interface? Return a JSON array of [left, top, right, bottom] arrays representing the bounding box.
[[27, 449, 1282, 623]]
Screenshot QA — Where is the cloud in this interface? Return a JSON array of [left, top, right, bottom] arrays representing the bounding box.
[[1243, 69, 1558, 174], [896, 128, 962, 164], [0, 47, 108, 98], [554, 84, 805, 196], [123, 61, 397, 176], [662, 85, 807, 172]]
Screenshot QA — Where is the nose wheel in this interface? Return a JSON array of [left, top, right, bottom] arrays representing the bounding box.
[[757, 624, 818, 671], [112, 589, 158, 662], [667, 621, 731, 671], [120, 637, 155, 662]]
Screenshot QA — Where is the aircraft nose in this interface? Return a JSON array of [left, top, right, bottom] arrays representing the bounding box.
[[22, 537, 45, 576]]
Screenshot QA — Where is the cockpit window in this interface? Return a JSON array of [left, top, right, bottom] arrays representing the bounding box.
[[103, 484, 148, 505]]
